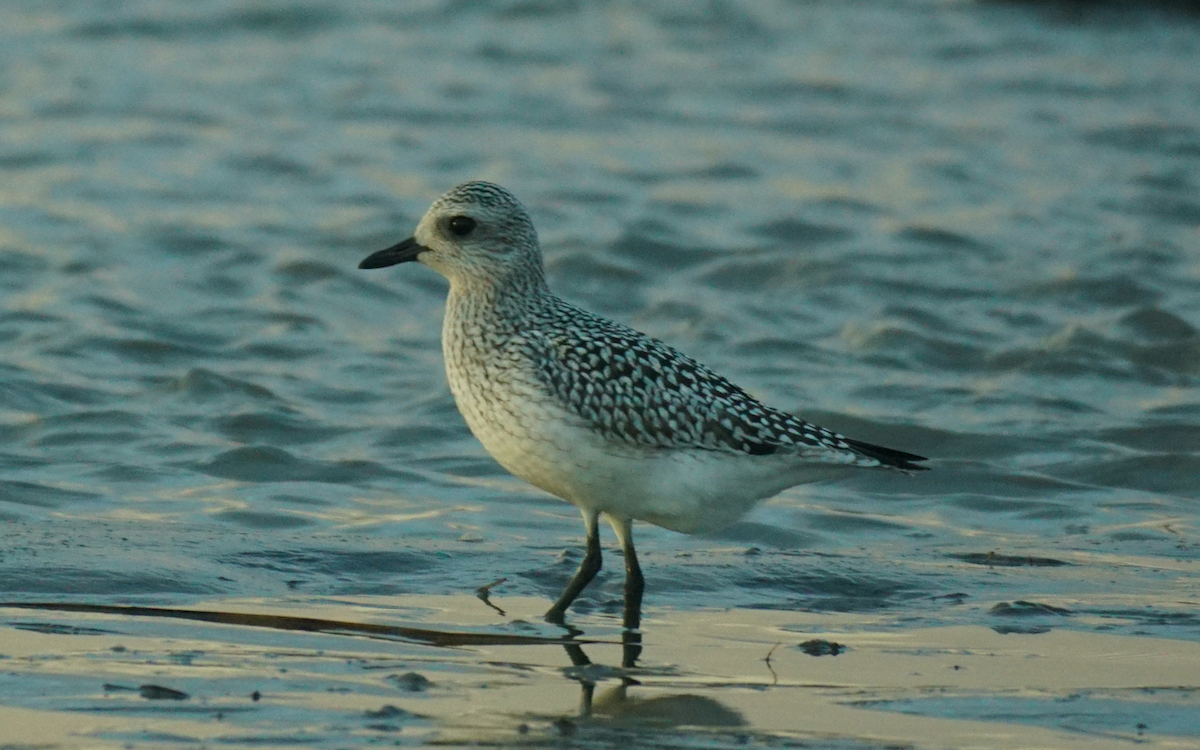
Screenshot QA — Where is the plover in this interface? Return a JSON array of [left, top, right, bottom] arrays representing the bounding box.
[[359, 181, 927, 628]]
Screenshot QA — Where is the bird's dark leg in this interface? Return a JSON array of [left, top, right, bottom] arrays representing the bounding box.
[[609, 516, 644, 668], [609, 516, 644, 632], [545, 509, 602, 624]]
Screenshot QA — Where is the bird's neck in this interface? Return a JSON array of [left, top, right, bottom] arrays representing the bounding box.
[[443, 271, 554, 349]]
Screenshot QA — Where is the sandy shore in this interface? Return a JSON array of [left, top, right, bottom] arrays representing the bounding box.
[[1, 595, 1197, 749]]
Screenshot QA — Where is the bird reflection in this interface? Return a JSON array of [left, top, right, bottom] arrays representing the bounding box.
[[562, 628, 641, 716], [560, 632, 744, 729]]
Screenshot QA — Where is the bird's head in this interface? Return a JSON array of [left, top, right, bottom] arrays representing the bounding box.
[[360, 181, 544, 291]]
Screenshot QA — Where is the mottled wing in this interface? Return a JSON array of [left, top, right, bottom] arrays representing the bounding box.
[[526, 304, 879, 464]]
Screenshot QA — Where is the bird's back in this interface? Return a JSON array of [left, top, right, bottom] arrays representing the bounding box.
[[449, 287, 924, 470]]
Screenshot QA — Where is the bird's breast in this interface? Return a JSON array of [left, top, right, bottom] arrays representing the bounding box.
[[442, 311, 593, 498]]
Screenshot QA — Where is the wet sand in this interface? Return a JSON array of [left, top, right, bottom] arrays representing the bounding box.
[[2, 595, 1198, 748]]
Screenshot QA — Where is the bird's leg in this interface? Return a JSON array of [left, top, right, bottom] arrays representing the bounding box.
[[545, 508, 602, 624], [608, 516, 644, 633], [621, 627, 642, 670]]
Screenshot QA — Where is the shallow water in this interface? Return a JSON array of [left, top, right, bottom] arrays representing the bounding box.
[[2, 0, 1199, 746]]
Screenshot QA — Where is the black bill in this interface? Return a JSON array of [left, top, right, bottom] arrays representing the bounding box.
[[358, 237, 429, 269]]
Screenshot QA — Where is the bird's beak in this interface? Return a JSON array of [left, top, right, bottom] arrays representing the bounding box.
[[358, 237, 429, 269]]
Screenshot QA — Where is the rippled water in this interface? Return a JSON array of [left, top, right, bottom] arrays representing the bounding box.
[[2, 0, 1199, 746]]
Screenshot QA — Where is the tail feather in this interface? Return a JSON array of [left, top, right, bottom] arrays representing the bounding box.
[[843, 438, 929, 472]]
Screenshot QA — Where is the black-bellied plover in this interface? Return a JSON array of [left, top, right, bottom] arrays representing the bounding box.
[[359, 181, 927, 629]]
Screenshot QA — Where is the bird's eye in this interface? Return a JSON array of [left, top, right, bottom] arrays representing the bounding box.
[[447, 216, 476, 237]]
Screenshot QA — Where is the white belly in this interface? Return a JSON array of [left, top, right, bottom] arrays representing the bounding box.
[[448, 363, 845, 534]]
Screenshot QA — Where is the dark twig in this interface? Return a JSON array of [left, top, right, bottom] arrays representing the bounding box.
[[475, 577, 508, 616], [763, 642, 781, 685]]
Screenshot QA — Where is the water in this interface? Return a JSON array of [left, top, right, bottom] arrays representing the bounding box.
[[1, 0, 1199, 747]]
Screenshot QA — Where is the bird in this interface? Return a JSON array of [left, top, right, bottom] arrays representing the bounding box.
[[358, 181, 927, 630]]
